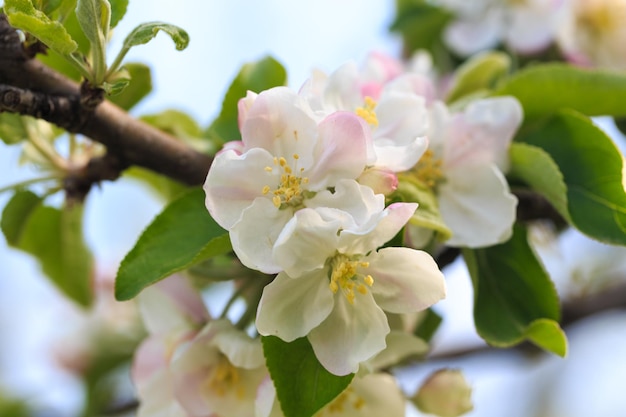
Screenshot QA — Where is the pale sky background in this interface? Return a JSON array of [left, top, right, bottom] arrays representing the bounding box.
[[1, 1, 626, 417]]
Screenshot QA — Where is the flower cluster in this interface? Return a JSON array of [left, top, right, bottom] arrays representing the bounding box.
[[203, 50, 524, 379]]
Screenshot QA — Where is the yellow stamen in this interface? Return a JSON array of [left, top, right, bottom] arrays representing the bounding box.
[[262, 153, 309, 209], [328, 254, 374, 304], [355, 96, 379, 127], [412, 149, 444, 189], [205, 357, 242, 397]]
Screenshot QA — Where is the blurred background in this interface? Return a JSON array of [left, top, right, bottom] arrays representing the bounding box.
[[1, 1, 626, 416]]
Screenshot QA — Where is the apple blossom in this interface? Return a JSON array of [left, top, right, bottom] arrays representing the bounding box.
[[204, 86, 372, 273], [256, 373, 407, 417], [405, 97, 522, 248], [170, 319, 268, 417], [300, 58, 431, 173], [132, 276, 210, 417], [557, 0, 626, 70], [438, 0, 563, 56], [256, 200, 446, 376]]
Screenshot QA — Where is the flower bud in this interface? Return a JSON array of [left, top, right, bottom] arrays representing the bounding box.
[[412, 369, 473, 417]]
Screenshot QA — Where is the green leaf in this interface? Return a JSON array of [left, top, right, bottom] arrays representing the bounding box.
[[2, 191, 94, 306], [494, 64, 626, 123], [519, 110, 626, 245], [525, 319, 568, 357], [75, 0, 110, 82], [1, 190, 42, 245], [115, 188, 230, 300], [262, 336, 354, 417], [107, 63, 152, 109], [390, 1, 452, 56], [123, 21, 189, 50], [124, 167, 188, 203], [108, 0, 127, 28], [0, 114, 29, 145], [5, 0, 78, 55], [207, 56, 287, 144], [446, 51, 511, 103], [463, 224, 566, 356], [414, 308, 443, 343], [509, 142, 570, 221]]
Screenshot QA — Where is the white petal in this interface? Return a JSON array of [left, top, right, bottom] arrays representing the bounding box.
[[316, 373, 405, 417], [230, 198, 293, 274], [368, 247, 446, 313], [440, 164, 518, 248], [443, 8, 504, 56], [256, 271, 334, 342], [307, 112, 372, 189], [273, 208, 341, 277], [207, 320, 264, 369], [241, 87, 318, 168], [339, 202, 417, 255], [307, 179, 385, 226], [443, 97, 522, 172], [204, 148, 277, 230], [374, 92, 429, 171], [308, 291, 389, 376]]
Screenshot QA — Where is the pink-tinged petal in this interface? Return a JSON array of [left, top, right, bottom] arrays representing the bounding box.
[[307, 112, 372, 188], [440, 164, 518, 248], [238, 90, 258, 131], [505, 6, 555, 53], [240, 87, 318, 167], [308, 291, 389, 376], [156, 275, 210, 325], [171, 328, 266, 417], [362, 51, 405, 85], [255, 377, 282, 417], [357, 166, 398, 195], [273, 208, 341, 277], [443, 9, 503, 56], [307, 179, 385, 226], [219, 140, 245, 155], [443, 97, 522, 172], [204, 148, 277, 230], [132, 337, 169, 390], [138, 276, 208, 335], [320, 61, 362, 110], [367, 247, 446, 314], [230, 198, 293, 274], [206, 320, 264, 369], [256, 271, 334, 342], [386, 73, 437, 105], [339, 202, 417, 255], [135, 367, 189, 417]]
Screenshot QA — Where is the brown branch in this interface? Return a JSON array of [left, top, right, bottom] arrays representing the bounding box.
[[0, 14, 212, 187]]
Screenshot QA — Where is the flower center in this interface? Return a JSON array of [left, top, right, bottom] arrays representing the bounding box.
[[262, 154, 309, 209], [355, 96, 379, 127], [412, 149, 444, 189], [318, 387, 366, 415], [576, 0, 626, 37], [328, 254, 374, 305], [205, 355, 244, 398]]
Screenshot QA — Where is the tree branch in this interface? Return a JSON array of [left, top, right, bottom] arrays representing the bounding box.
[[0, 14, 212, 187]]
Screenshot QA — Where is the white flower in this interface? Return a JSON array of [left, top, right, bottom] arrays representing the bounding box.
[[256, 201, 446, 376], [132, 276, 210, 417], [256, 372, 406, 417], [300, 58, 430, 172], [557, 0, 626, 69], [440, 0, 563, 56], [171, 319, 267, 417], [407, 97, 521, 248], [204, 86, 372, 273]]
